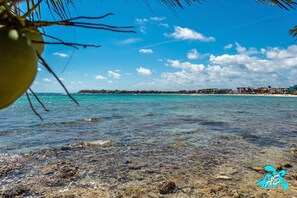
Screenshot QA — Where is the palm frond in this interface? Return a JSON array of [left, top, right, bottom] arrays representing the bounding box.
[[43, 0, 74, 20], [142, 0, 202, 9], [289, 26, 297, 37], [256, 0, 297, 10]]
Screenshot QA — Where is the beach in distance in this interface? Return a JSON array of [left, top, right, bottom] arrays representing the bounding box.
[[0, 94, 296, 197]]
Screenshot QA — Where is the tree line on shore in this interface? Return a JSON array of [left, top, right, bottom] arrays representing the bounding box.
[[78, 85, 297, 95]]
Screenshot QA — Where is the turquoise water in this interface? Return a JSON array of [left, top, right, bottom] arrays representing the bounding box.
[[0, 94, 296, 153]]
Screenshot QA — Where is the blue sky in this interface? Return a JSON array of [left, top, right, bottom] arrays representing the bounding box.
[[31, 0, 297, 92]]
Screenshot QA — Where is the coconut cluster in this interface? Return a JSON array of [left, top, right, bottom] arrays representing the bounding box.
[[0, 26, 44, 109]]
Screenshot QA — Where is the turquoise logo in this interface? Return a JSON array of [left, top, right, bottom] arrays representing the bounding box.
[[256, 165, 289, 190]]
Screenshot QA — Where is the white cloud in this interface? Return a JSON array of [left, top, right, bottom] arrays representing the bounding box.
[[139, 49, 153, 54], [187, 49, 199, 60], [224, 44, 233, 50], [235, 42, 247, 54], [209, 44, 297, 77], [43, 78, 52, 82], [136, 18, 148, 24], [235, 42, 258, 55], [108, 71, 121, 79], [150, 17, 166, 21], [166, 59, 205, 73], [264, 45, 297, 59], [167, 26, 215, 42], [161, 70, 198, 85], [118, 37, 141, 45], [156, 44, 297, 89], [71, 81, 83, 84], [53, 52, 69, 58], [136, 67, 152, 76], [38, 67, 42, 72], [209, 54, 272, 72], [160, 23, 169, 28], [140, 26, 147, 34], [95, 75, 107, 80], [59, 78, 64, 81]]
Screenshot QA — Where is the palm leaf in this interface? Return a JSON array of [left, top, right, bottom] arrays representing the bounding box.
[[256, 0, 297, 10], [43, 0, 74, 20], [289, 26, 297, 37], [159, 0, 201, 8]]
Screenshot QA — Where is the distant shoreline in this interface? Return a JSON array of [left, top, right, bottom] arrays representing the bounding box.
[[77, 90, 297, 97], [191, 93, 297, 97]]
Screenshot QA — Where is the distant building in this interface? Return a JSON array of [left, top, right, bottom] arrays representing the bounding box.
[[237, 87, 254, 94], [277, 87, 289, 94], [254, 87, 269, 94]]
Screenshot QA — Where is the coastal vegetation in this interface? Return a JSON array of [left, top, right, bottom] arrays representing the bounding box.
[[78, 85, 297, 95]]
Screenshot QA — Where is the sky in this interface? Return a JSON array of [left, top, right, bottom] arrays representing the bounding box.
[[31, 0, 297, 92]]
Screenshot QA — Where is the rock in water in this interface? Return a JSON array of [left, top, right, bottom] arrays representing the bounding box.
[[158, 181, 176, 194]]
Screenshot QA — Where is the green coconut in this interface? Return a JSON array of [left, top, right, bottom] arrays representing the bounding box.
[[22, 27, 44, 55], [0, 27, 38, 109]]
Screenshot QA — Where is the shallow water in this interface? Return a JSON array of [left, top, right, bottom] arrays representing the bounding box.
[[0, 94, 296, 197], [1, 94, 297, 153]]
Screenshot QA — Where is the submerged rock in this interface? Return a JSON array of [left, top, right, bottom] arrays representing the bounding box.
[[291, 147, 297, 155], [1, 185, 31, 198], [280, 162, 293, 168], [39, 161, 78, 186], [0, 164, 15, 176], [242, 134, 259, 141], [158, 181, 176, 194]]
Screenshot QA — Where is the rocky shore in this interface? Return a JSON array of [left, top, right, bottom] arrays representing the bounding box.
[[1, 137, 296, 197]]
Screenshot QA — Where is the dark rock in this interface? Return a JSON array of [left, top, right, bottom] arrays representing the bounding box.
[[260, 192, 270, 198], [0, 163, 18, 177], [278, 162, 293, 170], [158, 181, 176, 194], [124, 160, 132, 164], [276, 166, 283, 171], [242, 134, 258, 141], [283, 163, 293, 168], [53, 195, 77, 198], [60, 146, 70, 151], [1, 185, 30, 198], [39, 161, 78, 186]]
